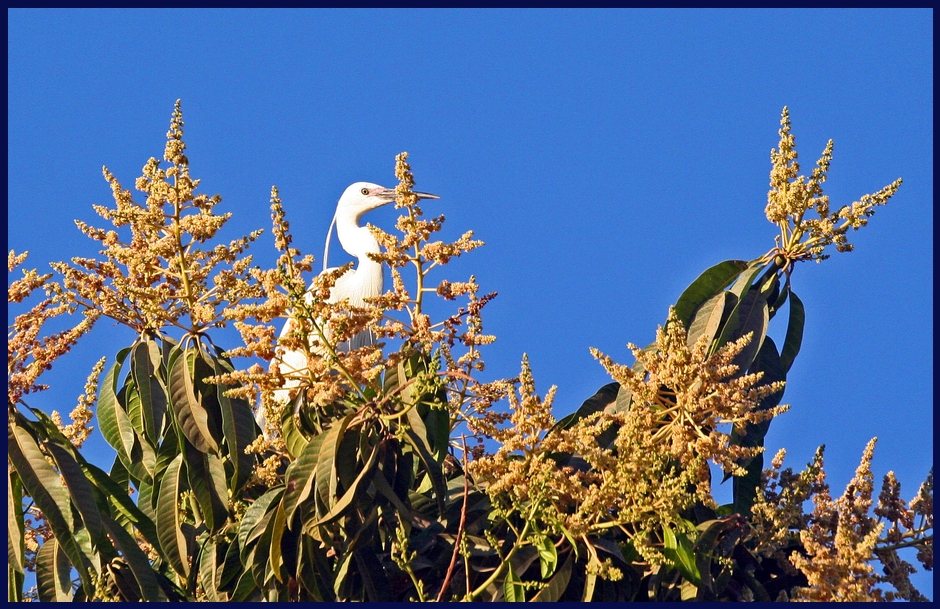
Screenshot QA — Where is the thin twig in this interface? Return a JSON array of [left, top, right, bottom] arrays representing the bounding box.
[[436, 435, 471, 602]]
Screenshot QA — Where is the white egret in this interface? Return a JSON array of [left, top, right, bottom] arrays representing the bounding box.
[[259, 182, 439, 432]]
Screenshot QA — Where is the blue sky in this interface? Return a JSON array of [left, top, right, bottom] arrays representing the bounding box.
[[8, 8, 933, 596]]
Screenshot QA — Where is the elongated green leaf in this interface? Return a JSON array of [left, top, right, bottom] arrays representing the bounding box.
[[694, 516, 746, 595], [217, 538, 243, 593], [725, 337, 787, 488], [268, 502, 288, 582], [45, 443, 109, 557], [663, 525, 701, 584], [532, 553, 572, 602], [281, 414, 308, 458], [103, 516, 168, 601], [354, 547, 390, 601], [687, 291, 735, 353], [716, 287, 768, 373], [125, 377, 143, 435], [312, 440, 381, 527], [333, 550, 355, 599], [132, 339, 167, 444], [296, 536, 328, 600], [403, 427, 447, 515], [238, 488, 283, 559], [728, 261, 767, 298], [282, 431, 326, 525], [673, 260, 749, 326], [184, 440, 228, 532], [313, 414, 354, 513], [779, 289, 805, 373], [156, 454, 189, 579], [8, 564, 24, 603], [137, 479, 156, 524], [168, 348, 219, 454], [80, 461, 159, 549], [96, 348, 132, 460], [536, 535, 558, 579], [8, 469, 24, 578], [230, 568, 262, 602], [36, 538, 72, 601], [503, 563, 525, 602], [209, 353, 257, 493], [104, 519, 167, 601], [198, 538, 221, 601], [553, 382, 619, 431], [371, 469, 419, 525], [8, 424, 74, 535]]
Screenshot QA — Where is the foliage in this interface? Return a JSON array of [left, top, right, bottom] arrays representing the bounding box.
[[7, 103, 932, 601]]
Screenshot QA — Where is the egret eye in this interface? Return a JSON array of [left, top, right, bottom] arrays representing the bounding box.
[[360, 187, 370, 196]]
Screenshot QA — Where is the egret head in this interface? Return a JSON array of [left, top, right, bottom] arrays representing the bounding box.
[[338, 181, 440, 217]]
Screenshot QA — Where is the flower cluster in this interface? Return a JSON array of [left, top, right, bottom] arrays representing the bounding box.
[[50, 100, 262, 335], [468, 355, 706, 566], [749, 446, 827, 556], [592, 308, 788, 477], [790, 438, 884, 601], [50, 356, 107, 448], [753, 439, 933, 601], [7, 251, 99, 408], [763, 107, 902, 267]]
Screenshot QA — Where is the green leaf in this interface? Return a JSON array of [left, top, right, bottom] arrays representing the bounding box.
[[268, 502, 288, 582], [45, 443, 109, 559], [716, 287, 768, 373], [217, 538, 242, 594], [80, 460, 159, 549], [733, 453, 765, 517], [184, 440, 229, 532], [137, 478, 156, 524], [7, 423, 74, 537], [687, 291, 736, 353], [314, 414, 354, 513], [281, 414, 308, 458], [673, 260, 749, 326], [8, 564, 24, 603], [7, 469, 25, 579], [402, 427, 447, 515], [662, 525, 701, 585], [102, 516, 169, 601], [209, 353, 257, 494], [532, 553, 572, 601], [503, 563, 525, 602], [36, 538, 73, 601], [725, 336, 787, 483], [198, 538, 221, 601], [779, 289, 805, 373], [311, 439, 381, 527], [167, 347, 219, 454], [282, 431, 326, 525], [552, 382, 619, 432], [728, 261, 768, 298], [536, 535, 558, 579], [131, 338, 167, 444], [332, 550, 355, 599], [237, 488, 283, 559], [96, 348, 133, 461], [156, 454, 190, 579], [354, 547, 390, 601], [371, 468, 417, 523]]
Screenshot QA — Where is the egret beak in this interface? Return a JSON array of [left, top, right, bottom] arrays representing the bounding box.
[[375, 187, 440, 202]]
